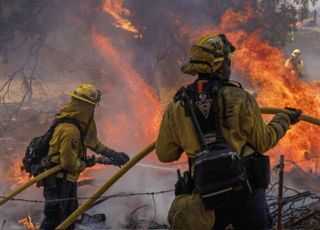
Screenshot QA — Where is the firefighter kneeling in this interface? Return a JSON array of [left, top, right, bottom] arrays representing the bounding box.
[[155, 34, 302, 229]]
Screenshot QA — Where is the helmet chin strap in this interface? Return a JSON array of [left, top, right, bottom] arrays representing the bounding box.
[[218, 53, 231, 81], [217, 34, 234, 81], [189, 59, 230, 81]]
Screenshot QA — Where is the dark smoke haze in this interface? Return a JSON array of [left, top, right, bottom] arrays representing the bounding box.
[[0, 0, 319, 228]]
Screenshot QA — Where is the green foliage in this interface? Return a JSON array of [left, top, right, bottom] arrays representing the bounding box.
[[212, 0, 319, 47], [254, 2, 298, 48], [255, 0, 319, 47]]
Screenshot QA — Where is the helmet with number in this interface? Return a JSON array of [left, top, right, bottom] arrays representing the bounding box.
[[69, 83, 101, 106], [181, 34, 235, 76], [292, 49, 301, 58]]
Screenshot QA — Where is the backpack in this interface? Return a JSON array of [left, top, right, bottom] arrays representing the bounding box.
[[176, 79, 252, 210], [23, 116, 84, 177]]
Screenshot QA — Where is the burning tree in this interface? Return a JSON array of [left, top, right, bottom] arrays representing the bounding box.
[[1, 0, 320, 228]]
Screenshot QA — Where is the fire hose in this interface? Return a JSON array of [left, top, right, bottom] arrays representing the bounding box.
[[260, 107, 320, 126], [55, 141, 156, 229], [0, 165, 63, 206], [0, 107, 318, 227], [56, 107, 320, 229]]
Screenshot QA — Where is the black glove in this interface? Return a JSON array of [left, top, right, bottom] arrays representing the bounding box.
[[101, 150, 130, 167], [84, 155, 96, 168], [284, 107, 302, 125], [174, 170, 194, 196]]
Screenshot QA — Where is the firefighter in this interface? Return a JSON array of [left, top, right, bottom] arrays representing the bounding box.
[[40, 83, 130, 230], [155, 34, 302, 230], [285, 49, 304, 78]]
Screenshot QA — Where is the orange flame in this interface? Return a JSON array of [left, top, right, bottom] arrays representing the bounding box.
[[18, 215, 39, 230], [176, 8, 320, 170], [222, 10, 320, 170], [92, 31, 162, 151], [102, 0, 142, 38], [7, 157, 30, 189]]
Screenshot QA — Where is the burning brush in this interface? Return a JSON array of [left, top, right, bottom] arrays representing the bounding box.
[[18, 215, 39, 230]]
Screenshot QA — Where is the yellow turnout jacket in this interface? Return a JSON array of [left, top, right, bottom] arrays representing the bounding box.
[[284, 56, 304, 77], [156, 81, 291, 161], [49, 98, 112, 182]]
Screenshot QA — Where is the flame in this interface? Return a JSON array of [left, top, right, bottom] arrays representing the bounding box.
[[92, 31, 162, 152], [102, 0, 142, 38], [18, 215, 39, 230], [222, 10, 320, 170], [5, 5, 319, 182], [7, 157, 30, 189], [232, 33, 320, 167], [174, 7, 320, 171]]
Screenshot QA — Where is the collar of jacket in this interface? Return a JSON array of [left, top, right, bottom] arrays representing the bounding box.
[[56, 98, 94, 133], [197, 73, 230, 84]]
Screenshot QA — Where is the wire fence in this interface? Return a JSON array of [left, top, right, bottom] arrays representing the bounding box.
[[3, 184, 320, 229], [267, 183, 320, 229], [0, 189, 174, 204], [3, 157, 320, 229]]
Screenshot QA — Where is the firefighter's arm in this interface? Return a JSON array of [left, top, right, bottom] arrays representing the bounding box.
[[240, 93, 291, 154], [300, 60, 304, 72], [89, 141, 130, 165], [85, 121, 129, 167], [84, 120, 113, 153], [88, 141, 112, 154], [156, 105, 184, 162], [59, 128, 86, 172], [284, 59, 292, 69]]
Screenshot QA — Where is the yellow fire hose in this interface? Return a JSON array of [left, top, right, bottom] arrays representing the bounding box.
[[55, 141, 156, 229], [56, 107, 320, 229], [260, 107, 320, 126], [0, 164, 63, 206], [0, 107, 318, 228]]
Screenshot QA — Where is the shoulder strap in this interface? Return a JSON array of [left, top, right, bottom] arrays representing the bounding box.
[[210, 81, 224, 144], [179, 86, 210, 151], [179, 80, 235, 151], [53, 117, 85, 144], [55, 116, 87, 159], [240, 142, 260, 158]]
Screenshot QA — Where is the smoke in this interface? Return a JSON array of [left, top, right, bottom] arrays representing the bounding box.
[[80, 166, 176, 228], [1, 0, 320, 228], [284, 27, 320, 81]]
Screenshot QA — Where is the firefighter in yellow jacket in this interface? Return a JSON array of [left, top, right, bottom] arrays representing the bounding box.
[[40, 83, 130, 230], [156, 34, 302, 230], [285, 49, 304, 78]]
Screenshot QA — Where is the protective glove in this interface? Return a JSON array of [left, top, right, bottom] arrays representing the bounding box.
[[84, 155, 96, 168], [284, 107, 302, 125], [174, 170, 194, 196], [100, 150, 130, 167], [95, 156, 112, 165]]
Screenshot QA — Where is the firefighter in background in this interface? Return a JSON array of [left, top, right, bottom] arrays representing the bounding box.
[[156, 35, 302, 229], [40, 83, 130, 230], [285, 49, 304, 79]]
